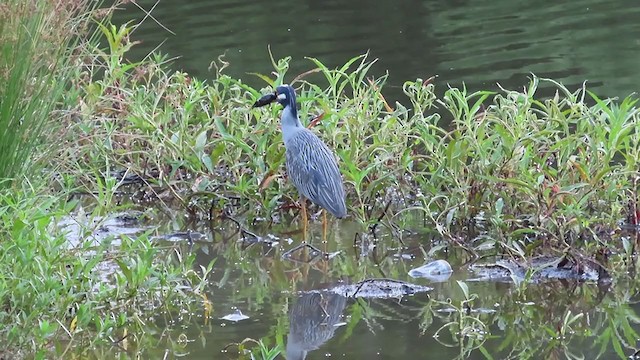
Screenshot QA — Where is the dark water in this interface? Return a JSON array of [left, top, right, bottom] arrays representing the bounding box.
[[88, 212, 639, 360], [105, 2, 640, 359], [113, 0, 640, 101]]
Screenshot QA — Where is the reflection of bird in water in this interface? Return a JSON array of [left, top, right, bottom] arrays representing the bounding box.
[[286, 292, 347, 360]]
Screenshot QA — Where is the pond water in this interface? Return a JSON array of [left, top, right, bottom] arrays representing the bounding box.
[[76, 209, 639, 360], [113, 0, 640, 101], [104, 1, 640, 359]]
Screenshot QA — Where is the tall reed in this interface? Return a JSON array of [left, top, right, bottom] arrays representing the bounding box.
[[0, 0, 82, 188]]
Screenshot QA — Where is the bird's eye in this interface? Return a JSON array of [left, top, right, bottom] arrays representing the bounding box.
[[277, 93, 287, 101]]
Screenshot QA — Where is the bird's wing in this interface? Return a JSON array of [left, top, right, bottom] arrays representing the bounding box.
[[285, 130, 346, 218]]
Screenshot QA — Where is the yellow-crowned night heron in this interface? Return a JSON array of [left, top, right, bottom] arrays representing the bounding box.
[[253, 85, 347, 226]]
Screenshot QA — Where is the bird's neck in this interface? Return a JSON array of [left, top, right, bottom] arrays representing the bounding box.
[[280, 105, 303, 145], [281, 105, 302, 129]]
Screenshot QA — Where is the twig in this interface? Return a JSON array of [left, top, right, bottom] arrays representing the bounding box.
[[369, 200, 392, 235], [131, 0, 176, 35]]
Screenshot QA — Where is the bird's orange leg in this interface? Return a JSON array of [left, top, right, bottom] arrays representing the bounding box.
[[322, 210, 328, 243], [301, 196, 308, 240]]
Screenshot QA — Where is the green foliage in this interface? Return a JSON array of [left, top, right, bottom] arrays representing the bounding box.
[[249, 339, 283, 360], [0, 183, 205, 357], [63, 25, 640, 261], [431, 281, 488, 358], [0, 3, 212, 357], [3, 6, 640, 357], [414, 77, 639, 256], [63, 40, 434, 227], [0, 1, 75, 188]]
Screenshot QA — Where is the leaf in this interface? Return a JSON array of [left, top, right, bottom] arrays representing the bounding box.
[[478, 345, 495, 360], [259, 171, 280, 191], [209, 142, 226, 164], [248, 72, 275, 87], [456, 280, 469, 299], [201, 154, 213, 173], [445, 207, 456, 227], [214, 118, 229, 137], [611, 333, 625, 359], [70, 316, 78, 332], [115, 259, 132, 283], [495, 197, 504, 215], [195, 130, 208, 151], [202, 293, 213, 324]]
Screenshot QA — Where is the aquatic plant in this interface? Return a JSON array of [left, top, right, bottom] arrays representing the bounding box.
[[61, 22, 640, 267], [413, 78, 640, 259], [222, 338, 282, 360], [0, 2, 214, 357], [3, 1, 640, 356]]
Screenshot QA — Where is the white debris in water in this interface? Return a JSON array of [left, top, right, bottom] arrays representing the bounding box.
[[57, 210, 147, 248], [220, 309, 250, 322], [408, 259, 453, 282], [55, 210, 149, 286]]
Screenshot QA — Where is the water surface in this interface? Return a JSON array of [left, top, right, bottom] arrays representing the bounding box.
[[83, 211, 639, 360], [114, 0, 640, 101], [103, 2, 640, 358]]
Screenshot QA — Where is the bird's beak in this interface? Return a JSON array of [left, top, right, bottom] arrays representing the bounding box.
[[252, 92, 277, 108]]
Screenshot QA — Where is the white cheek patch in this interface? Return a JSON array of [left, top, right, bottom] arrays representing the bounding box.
[[277, 93, 287, 101]]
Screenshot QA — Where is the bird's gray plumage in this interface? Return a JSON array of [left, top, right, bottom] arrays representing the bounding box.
[[285, 128, 347, 218], [254, 84, 347, 218]]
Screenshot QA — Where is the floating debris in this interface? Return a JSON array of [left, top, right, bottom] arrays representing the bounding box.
[[408, 259, 453, 282], [395, 253, 415, 260], [56, 211, 150, 285], [323, 278, 432, 299], [468, 255, 602, 284], [57, 211, 147, 248], [220, 309, 250, 322]]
